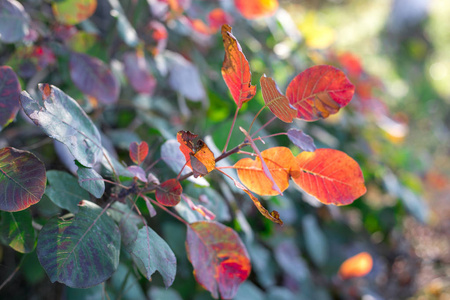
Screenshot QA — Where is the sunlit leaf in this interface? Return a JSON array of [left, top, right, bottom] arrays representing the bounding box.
[[52, 0, 97, 25], [260, 74, 296, 123], [45, 170, 90, 213], [0, 0, 30, 43], [155, 179, 182, 207], [208, 8, 233, 32], [235, 147, 298, 196], [70, 52, 120, 104], [234, 0, 279, 19], [287, 128, 316, 152], [37, 200, 120, 288], [20, 84, 103, 168], [338, 252, 373, 279], [221, 24, 256, 108], [338, 52, 364, 78], [186, 221, 251, 299], [77, 164, 105, 198], [0, 210, 36, 253], [177, 130, 215, 177], [292, 148, 366, 205], [124, 50, 156, 95], [286, 65, 355, 121], [129, 141, 149, 165], [0, 147, 46, 212], [0, 66, 21, 130], [130, 226, 177, 287]]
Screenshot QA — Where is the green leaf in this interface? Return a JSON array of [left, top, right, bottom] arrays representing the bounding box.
[[77, 164, 105, 198], [130, 226, 177, 288], [37, 200, 120, 288], [45, 170, 90, 213], [108, 202, 142, 250], [0, 66, 21, 130], [0, 0, 30, 43], [0, 147, 46, 212], [0, 210, 36, 253], [52, 0, 97, 25], [302, 215, 328, 267], [20, 84, 103, 168]]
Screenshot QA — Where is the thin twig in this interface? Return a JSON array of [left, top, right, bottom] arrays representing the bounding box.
[[250, 116, 277, 138], [139, 193, 189, 226], [0, 254, 27, 291], [222, 107, 239, 153], [248, 105, 267, 133]]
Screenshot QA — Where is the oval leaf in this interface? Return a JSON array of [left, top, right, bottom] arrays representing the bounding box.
[[186, 221, 251, 299], [286, 65, 355, 121], [260, 75, 296, 123], [52, 0, 97, 25], [234, 0, 278, 19], [0, 147, 46, 212], [0, 66, 21, 130], [221, 24, 256, 108], [77, 164, 105, 198], [0, 0, 30, 43], [70, 52, 120, 104], [338, 252, 373, 279], [124, 51, 156, 95], [37, 200, 120, 288], [20, 84, 103, 168], [287, 128, 316, 152], [0, 210, 36, 253], [292, 148, 366, 205], [155, 179, 182, 207], [235, 147, 298, 196], [129, 141, 149, 165]]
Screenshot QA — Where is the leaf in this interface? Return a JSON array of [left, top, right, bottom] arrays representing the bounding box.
[[45, 170, 90, 214], [70, 52, 120, 104], [155, 179, 182, 207], [186, 221, 251, 299], [77, 164, 105, 198], [286, 65, 355, 121], [302, 215, 328, 267], [0, 210, 36, 253], [52, 0, 97, 25], [0, 0, 30, 43], [208, 8, 233, 32], [0, 147, 46, 212], [20, 84, 103, 168], [127, 165, 147, 182], [124, 50, 156, 95], [287, 128, 316, 152], [338, 252, 373, 279], [260, 75, 297, 123], [234, 0, 279, 19], [108, 202, 142, 250], [177, 130, 215, 177], [129, 141, 149, 165], [274, 240, 309, 282], [130, 226, 177, 287], [221, 24, 256, 108], [37, 200, 120, 288], [292, 148, 366, 205], [108, 0, 138, 47], [0, 66, 21, 130]]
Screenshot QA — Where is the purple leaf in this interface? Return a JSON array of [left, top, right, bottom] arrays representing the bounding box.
[[127, 165, 147, 182], [287, 128, 316, 152], [124, 51, 156, 95], [0, 66, 21, 130], [0, 0, 30, 43]]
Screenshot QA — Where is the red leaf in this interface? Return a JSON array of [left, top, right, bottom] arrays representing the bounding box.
[[0, 66, 21, 130], [208, 8, 233, 32], [286, 65, 355, 121], [260, 74, 297, 123], [339, 252, 373, 279], [221, 24, 256, 108], [155, 179, 182, 207], [186, 221, 251, 299], [338, 52, 363, 78], [123, 50, 157, 95], [176, 130, 215, 177], [129, 141, 149, 165], [234, 0, 279, 19], [292, 149, 366, 205]]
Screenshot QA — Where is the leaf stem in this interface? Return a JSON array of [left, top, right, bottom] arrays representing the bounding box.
[[248, 105, 268, 134], [253, 132, 287, 141], [250, 116, 277, 138], [222, 107, 240, 153], [0, 254, 27, 291], [140, 193, 189, 226]]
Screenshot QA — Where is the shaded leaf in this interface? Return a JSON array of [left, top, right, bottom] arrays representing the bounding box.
[[274, 239, 309, 282], [108, 202, 142, 250], [177, 130, 215, 177], [260, 74, 296, 123], [77, 164, 105, 198], [20, 84, 103, 168], [0, 0, 30, 43], [286, 65, 355, 121], [52, 0, 97, 25], [70, 52, 120, 104], [124, 50, 156, 95], [109, 263, 147, 299], [292, 148, 366, 205], [0, 147, 46, 212], [149, 287, 183, 300], [186, 221, 251, 299], [287, 128, 316, 152], [155, 179, 182, 207], [129, 141, 149, 165], [0, 66, 21, 130], [127, 165, 147, 182], [303, 215, 328, 267], [45, 170, 90, 213], [0, 210, 36, 253], [108, 0, 138, 47], [338, 252, 373, 279], [221, 24, 256, 108], [130, 226, 177, 287], [234, 0, 279, 19]]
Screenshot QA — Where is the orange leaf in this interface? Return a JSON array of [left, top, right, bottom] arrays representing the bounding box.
[[286, 65, 355, 121], [221, 24, 256, 108], [338, 252, 373, 279], [260, 74, 297, 123], [129, 141, 149, 165], [208, 8, 233, 32], [292, 149, 366, 205], [235, 147, 299, 196], [177, 130, 215, 177], [234, 0, 279, 19], [155, 179, 182, 206], [186, 221, 251, 299]]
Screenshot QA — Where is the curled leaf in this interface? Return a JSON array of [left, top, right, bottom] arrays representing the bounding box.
[[177, 131, 215, 178], [260, 74, 296, 123], [155, 179, 182, 207]]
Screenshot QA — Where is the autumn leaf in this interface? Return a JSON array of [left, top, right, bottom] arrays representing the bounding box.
[[234, 0, 279, 20], [260, 74, 297, 123], [52, 0, 97, 25], [129, 141, 149, 165], [208, 8, 233, 32], [177, 130, 215, 178], [0, 66, 21, 130], [292, 148, 366, 205], [186, 221, 251, 299], [155, 179, 182, 207], [338, 252, 373, 279], [286, 65, 355, 121], [221, 24, 256, 108]]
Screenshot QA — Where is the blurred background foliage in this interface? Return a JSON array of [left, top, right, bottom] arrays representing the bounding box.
[[0, 0, 449, 299]]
